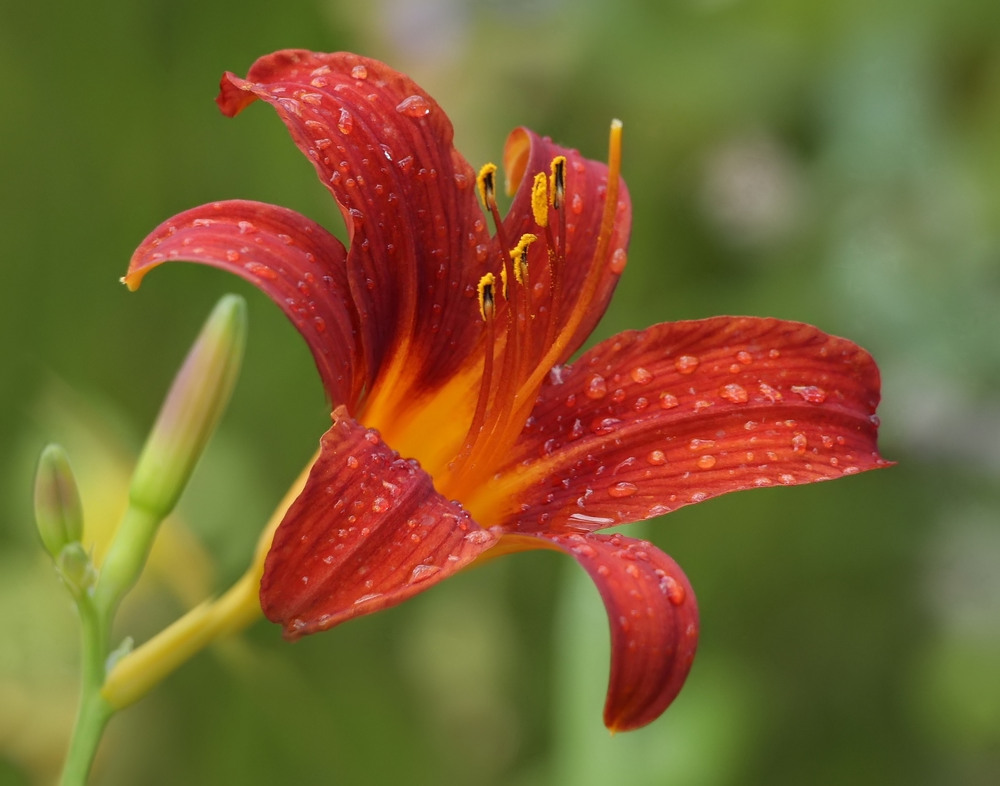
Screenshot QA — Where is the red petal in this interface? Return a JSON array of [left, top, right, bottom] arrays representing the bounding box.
[[260, 407, 498, 639], [218, 50, 491, 400], [501, 127, 632, 366], [472, 317, 889, 531], [506, 531, 698, 731], [125, 200, 363, 409]]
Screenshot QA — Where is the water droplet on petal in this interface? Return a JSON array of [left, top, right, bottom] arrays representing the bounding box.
[[585, 374, 607, 399], [646, 450, 667, 465], [346, 455, 359, 469], [396, 94, 431, 117], [464, 529, 492, 545], [791, 385, 828, 404], [609, 248, 627, 274], [696, 455, 717, 470], [409, 564, 441, 584], [736, 350, 753, 365], [791, 433, 808, 455], [630, 366, 653, 384], [659, 392, 679, 409], [660, 574, 686, 605], [608, 482, 638, 498], [243, 261, 278, 280], [337, 108, 354, 134], [371, 496, 390, 513], [675, 355, 700, 374], [719, 382, 749, 403], [351, 64, 368, 79], [758, 382, 783, 402]]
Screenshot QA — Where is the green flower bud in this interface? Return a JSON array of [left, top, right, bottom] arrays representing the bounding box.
[[129, 294, 247, 518], [34, 443, 84, 558]]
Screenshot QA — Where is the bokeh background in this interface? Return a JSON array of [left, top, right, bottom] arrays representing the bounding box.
[[2, 0, 999, 783]]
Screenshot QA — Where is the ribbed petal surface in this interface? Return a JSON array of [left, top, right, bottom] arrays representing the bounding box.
[[125, 200, 362, 408], [217, 50, 493, 403], [469, 316, 889, 531], [261, 407, 498, 639], [503, 530, 698, 731]]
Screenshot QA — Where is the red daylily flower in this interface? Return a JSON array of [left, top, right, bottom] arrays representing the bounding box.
[[125, 50, 889, 731]]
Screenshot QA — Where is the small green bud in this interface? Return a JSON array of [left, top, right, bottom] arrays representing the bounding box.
[[56, 541, 97, 597], [34, 444, 84, 558], [129, 294, 247, 518]]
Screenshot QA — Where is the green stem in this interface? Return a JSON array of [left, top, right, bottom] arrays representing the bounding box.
[[59, 594, 114, 786]]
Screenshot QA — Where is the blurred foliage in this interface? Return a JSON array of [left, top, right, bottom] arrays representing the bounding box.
[[2, 0, 999, 783]]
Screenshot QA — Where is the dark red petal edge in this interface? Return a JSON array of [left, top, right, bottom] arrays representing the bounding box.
[[487, 316, 890, 532], [260, 406, 498, 639], [508, 531, 698, 731], [217, 50, 493, 399], [126, 200, 363, 409]]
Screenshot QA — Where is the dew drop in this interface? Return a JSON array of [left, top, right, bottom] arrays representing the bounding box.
[[571, 193, 584, 215], [585, 374, 608, 399], [660, 574, 686, 606], [675, 355, 700, 374], [371, 496, 390, 513], [791, 385, 828, 404], [346, 455, 359, 469], [791, 432, 808, 455], [719, 382, 749, 403], [736, 350, 753, 365], [758, 382, 783, 402], [646, 450, 667, 465], [630, 366, 653, 384], [409, 564, 441, 584], [351, 64, 368, 79], [608, 481, 638, 498], [609, 248, 627, 274], [243, 261, 278, 280], [464, 529, 492, 545], [337, 108, 354, 134], [696, 455, 717, 470], [659, 392, 679, 409], [396, 94, 431, 117]]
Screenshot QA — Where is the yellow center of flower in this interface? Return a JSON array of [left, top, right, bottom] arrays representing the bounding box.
[[363, 121, 624, 525]]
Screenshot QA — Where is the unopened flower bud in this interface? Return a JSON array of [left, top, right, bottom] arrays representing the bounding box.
[[129, 294, 246, 518], [34, 444, 84, 558]]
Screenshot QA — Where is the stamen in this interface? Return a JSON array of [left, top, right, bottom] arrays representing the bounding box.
[[477, 272, 496, 321], [550, 156, 566, 209], [477, 163, 498, 211], [455, 273, 499, 470], [515, 119, 623, 410], [510, 234, 537, 286], [531, 173, 549, 227]]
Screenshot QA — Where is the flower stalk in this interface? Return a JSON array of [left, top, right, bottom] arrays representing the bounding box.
[[44, 294, 249, 785]]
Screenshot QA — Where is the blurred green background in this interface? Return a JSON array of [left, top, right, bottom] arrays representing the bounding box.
[[2, 0, 999, 783]]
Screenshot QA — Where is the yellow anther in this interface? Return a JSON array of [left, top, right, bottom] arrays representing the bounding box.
[[531, 172, 549, 228], [477, 163, 498, 210], [550, 156, 566, 209], [477, 272, 496, 321], [509, 233, 537, 286]]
